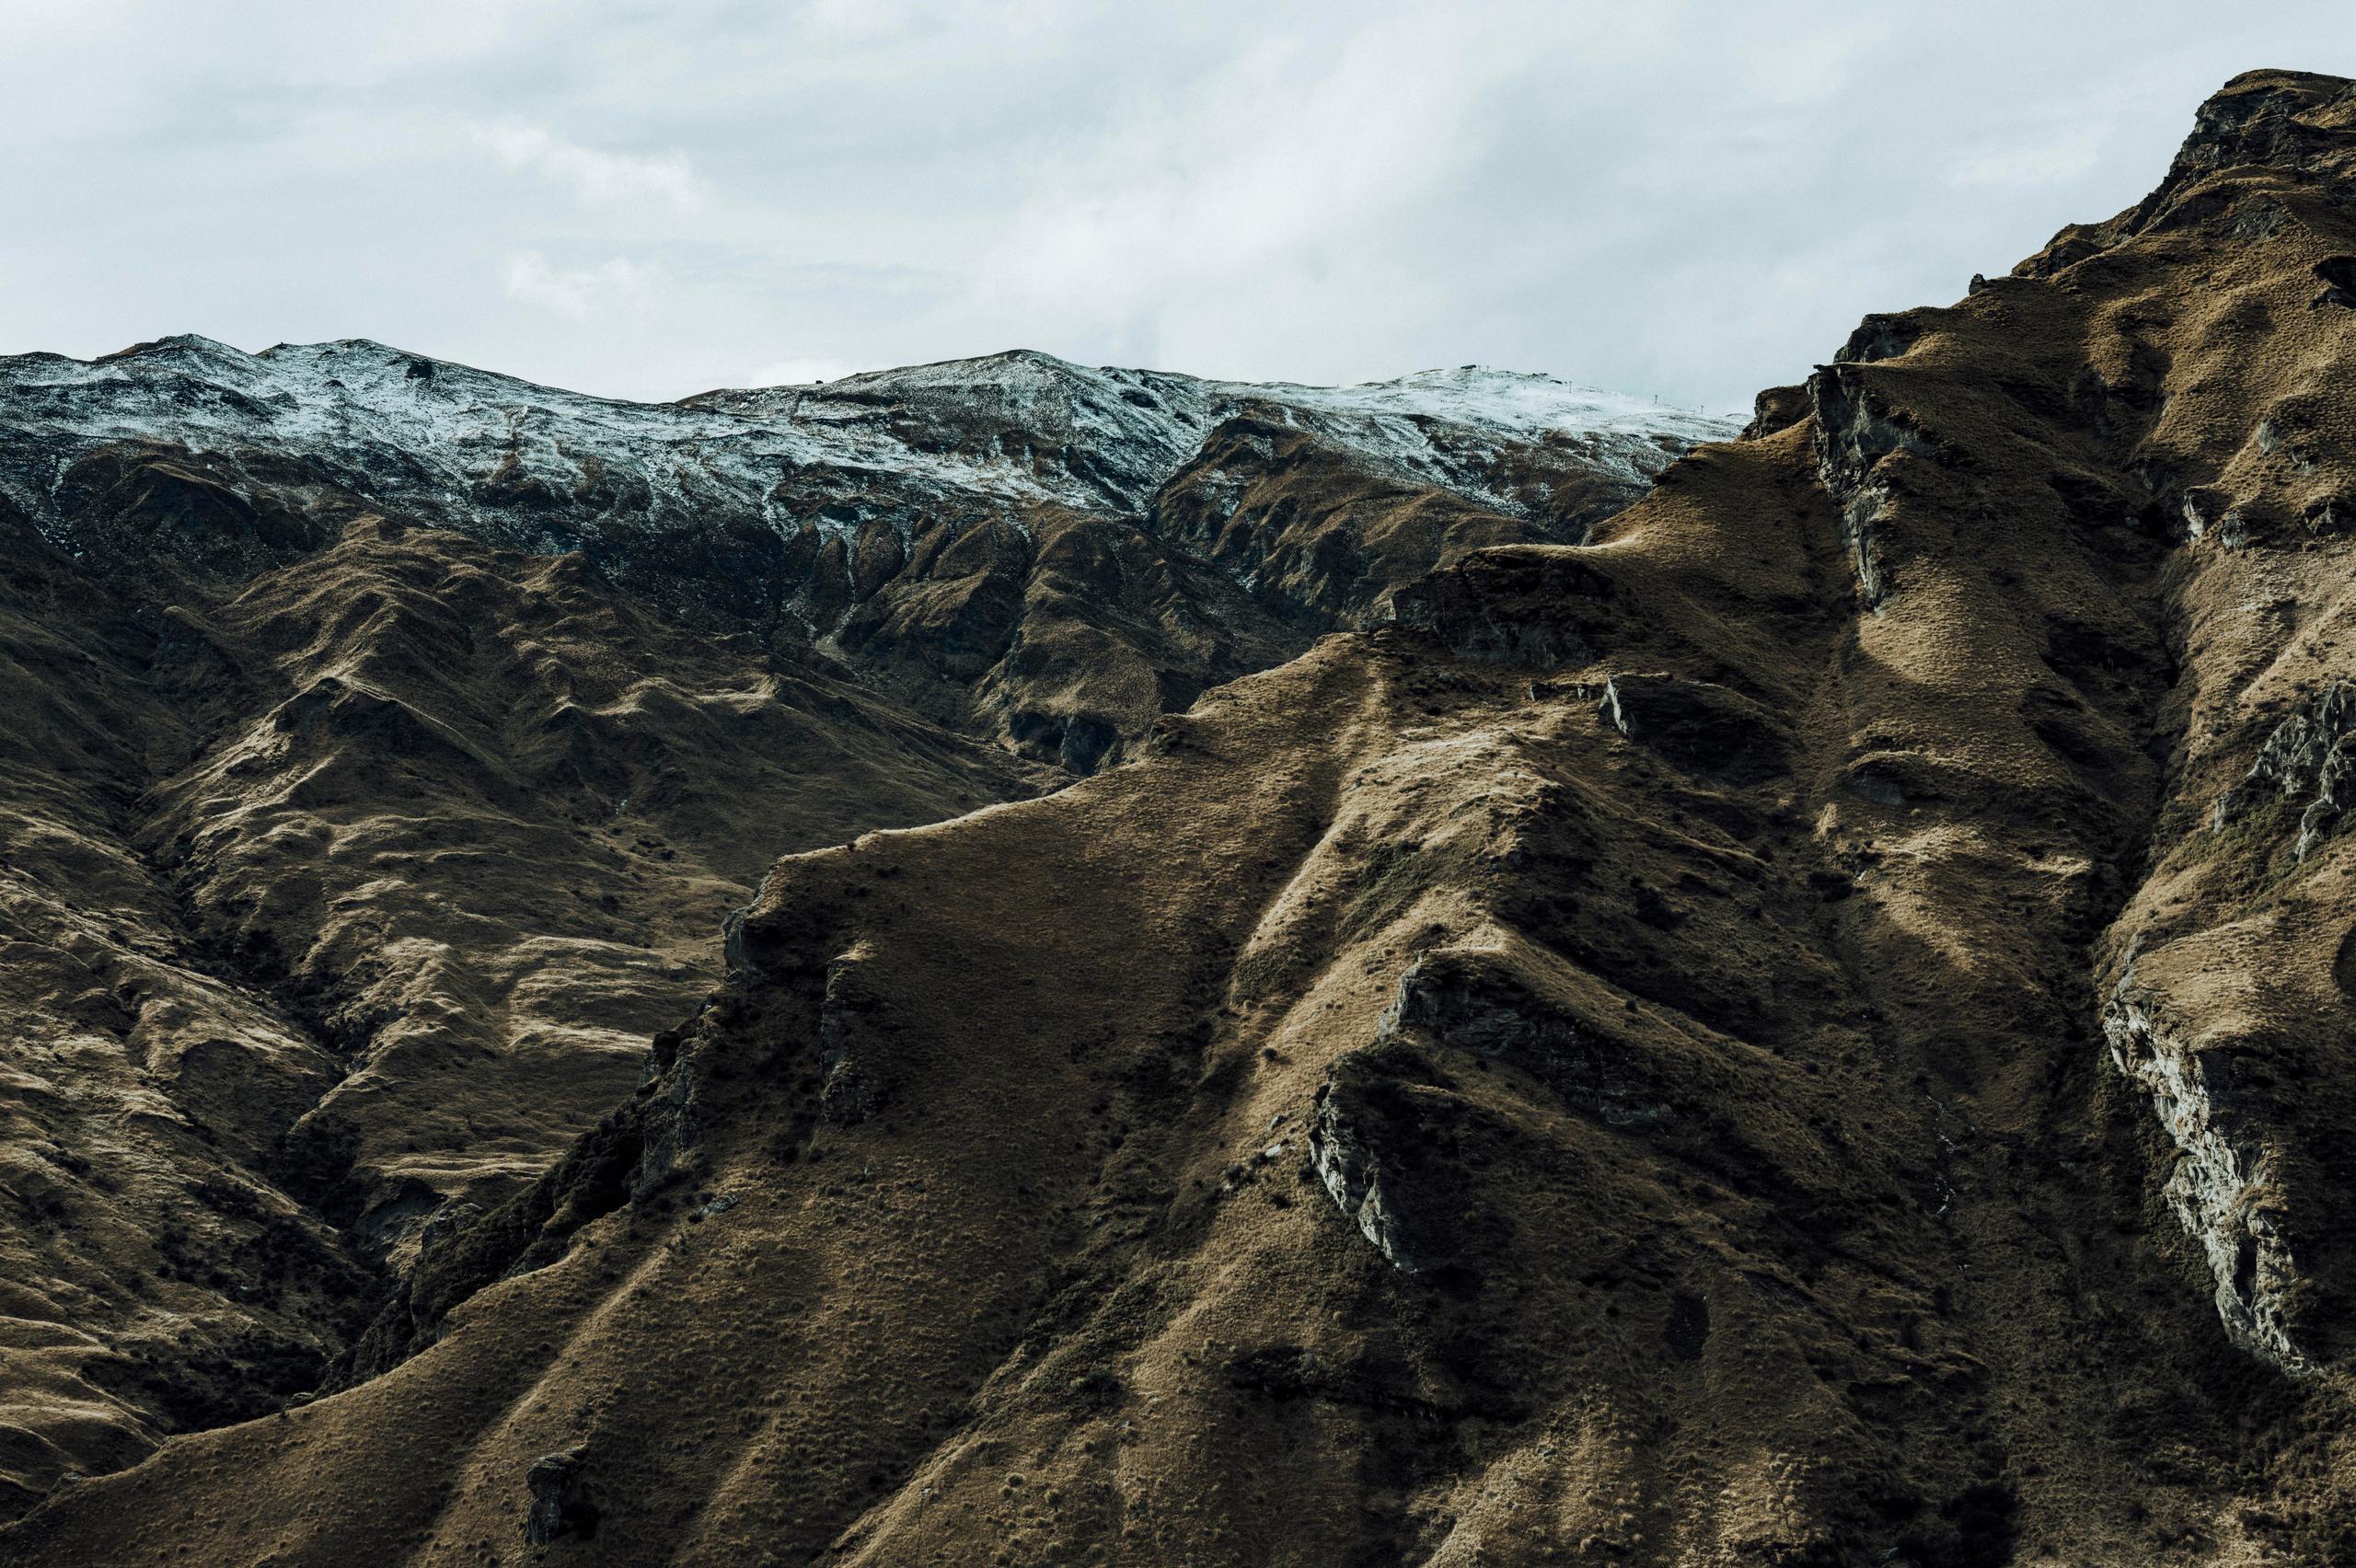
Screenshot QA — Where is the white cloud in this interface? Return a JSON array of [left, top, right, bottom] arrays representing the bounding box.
[[5, 0, 2348, 406], [974, 3, 1668, 373], [471, 120, 701, 211], [797, 0, 912, 40], [1951, 138, 2104, 188], [0, 0, 135, 48], [502, 250, 655, 319], [748, 356, 859, 386], [1745, 20, 1889, 107]]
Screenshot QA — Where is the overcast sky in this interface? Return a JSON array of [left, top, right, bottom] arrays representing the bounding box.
[[0, 2, 2345, 411]]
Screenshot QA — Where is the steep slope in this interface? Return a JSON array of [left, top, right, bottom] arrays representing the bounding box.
[[0, 498, 1041, 1515], [15, 66, 2356, 1568], [0, 345, 1713, 1513]]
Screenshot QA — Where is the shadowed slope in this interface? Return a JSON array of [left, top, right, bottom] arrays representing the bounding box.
[[0, 345, 1716, 1514], [0, 508, 1042, 1512], [18, 66, 2356, 1568]]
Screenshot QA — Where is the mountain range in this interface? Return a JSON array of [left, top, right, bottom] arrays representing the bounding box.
[[6, 63, 2356, 1568]]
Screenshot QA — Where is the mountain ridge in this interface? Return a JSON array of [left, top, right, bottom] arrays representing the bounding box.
[[0, 323, 1723, 1524], [3, 334, 1722, 554]]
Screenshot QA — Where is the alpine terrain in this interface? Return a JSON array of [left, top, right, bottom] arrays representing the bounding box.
[[4, 63, 2356, 1568]]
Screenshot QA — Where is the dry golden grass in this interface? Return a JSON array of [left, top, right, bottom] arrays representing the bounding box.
[[14, 66, 2356, 1568]]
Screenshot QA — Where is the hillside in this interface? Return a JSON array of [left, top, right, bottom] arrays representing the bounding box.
[[0, 342, 1719, 1521], [12, 63, 2356, 1568]]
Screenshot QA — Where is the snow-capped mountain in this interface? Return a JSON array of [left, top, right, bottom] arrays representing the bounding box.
[[0, 335, 1730, 557], [0, 331, 1732, 779]]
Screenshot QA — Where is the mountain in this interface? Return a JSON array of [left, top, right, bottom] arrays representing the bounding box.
[[0, 338, 1723, 1524], [1, 341, 1721, 769], [10, 63, 2356, 1568]]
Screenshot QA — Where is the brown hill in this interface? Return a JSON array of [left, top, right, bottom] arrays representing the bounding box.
[[12, 65, 2356, 1568], [0, 501, 1042, 1515], [0, 350, 1705, 1511]]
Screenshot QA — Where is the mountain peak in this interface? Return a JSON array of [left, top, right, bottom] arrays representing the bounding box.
[[95, 331, 249, 363], [2176, 67, 2356, 179], [2016, 68, 2356, 281]]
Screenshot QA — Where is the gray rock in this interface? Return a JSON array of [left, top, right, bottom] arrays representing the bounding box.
[[2104, 976, 2306, 1372], [1807, 364, 1939, 610], [523, 1446, 593, 1545], [2212, 681, 2356, 859]]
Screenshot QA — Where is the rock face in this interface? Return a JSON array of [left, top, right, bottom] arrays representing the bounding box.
[[1595, 671, 1789, 785], [2214, 680, 2356, 859], [522, 1447, 592, 1545], [17, 64, 2356, 1568], [2104, 974, 2304, 1369], [1311, 951, 1676, 1276], [1807, 362, 1938, 609]]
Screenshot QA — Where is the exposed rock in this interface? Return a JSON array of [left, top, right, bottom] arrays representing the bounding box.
[[2212, 681, 2356, 859], [2316, 255, 2356, 308], [1596, 671, 1787, 785], [1377, 949, 1669, 1125], [1308, 1045, 1473, 1275], [523, 1447, 594, 1545], [1807, 363, 1937, 608], [816, 956, 886, 1125], [2104, 977, 2305, 1371], [1389, 546, 1618, 668], [1739, 382, 1811, 441], [1311, 951, 1675, 1274], [2015, 72, 2356, 277], [1833, 312, 1927, 365]]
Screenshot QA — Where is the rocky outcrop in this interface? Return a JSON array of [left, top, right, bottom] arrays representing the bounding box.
[[1595, 671, 1787, 786], [1388, 545, 1620, 668], [1312, 951, 1680, 1274], [2316, 256, 2356, 308], [1380, 950, 1669, 1127], [1807, 363, 1937, 609], [2018, 71, 2356, 277], [1738, 382, 1809, 441], [523, 1447, 594, 1545], [2212, 681, 2356, 859], [2103, 976, 2306, 1371], [1308, 1043, 1473, 1275], [1833, 311, 1928, 366], [815, 954, 885, 1125]]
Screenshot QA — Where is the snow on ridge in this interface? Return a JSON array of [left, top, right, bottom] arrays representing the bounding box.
[[723, 349, 1736, 512], [1268, 364, 1728, 442], [0, 337, 1736, 546]]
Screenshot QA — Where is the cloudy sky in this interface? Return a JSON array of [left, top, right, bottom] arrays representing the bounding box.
[[0, 2, 2345, 410]]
